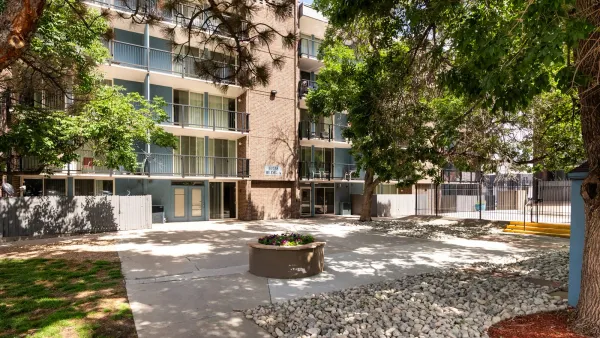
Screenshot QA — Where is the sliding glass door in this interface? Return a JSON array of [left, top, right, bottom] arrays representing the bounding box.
[[209, 182, 236, 219]]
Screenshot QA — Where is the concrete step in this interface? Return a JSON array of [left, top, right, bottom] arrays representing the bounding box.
[[503, 228, 570, 238], [505, 225, 570, 235], [508, 221, 570, 230]]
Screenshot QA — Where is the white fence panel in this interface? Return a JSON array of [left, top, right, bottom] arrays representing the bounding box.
[[0, 195, 151, 238], [374, 194, 415, 217]]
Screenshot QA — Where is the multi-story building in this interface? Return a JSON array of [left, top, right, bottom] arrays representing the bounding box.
[[9, 1, 407, 221]]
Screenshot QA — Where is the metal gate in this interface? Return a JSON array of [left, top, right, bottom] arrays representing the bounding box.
[[415, 170, 571, 224]]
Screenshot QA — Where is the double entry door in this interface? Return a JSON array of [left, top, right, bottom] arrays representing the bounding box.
[[315, 186, 335, 214], [171, 183, 206, 221]]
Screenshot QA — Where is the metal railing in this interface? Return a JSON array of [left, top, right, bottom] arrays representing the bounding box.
[[416, 174, 571, 224], [298, 120, 348, 142], [15, 152, 250, 178], [298, 80, 318, 98], [298, 161, 363, 181], [299, 38, 322, 59], [136, 153, 250, 178], [163, 104, 249, 132], [16, 150, 111, 174], [107, 40, 238, 85], [85, 0, 248, 39]]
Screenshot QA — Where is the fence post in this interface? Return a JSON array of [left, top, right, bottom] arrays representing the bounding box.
[[434, 183, 439, 217], [478, 180, 482, 220], [414, 184, 418, 216]]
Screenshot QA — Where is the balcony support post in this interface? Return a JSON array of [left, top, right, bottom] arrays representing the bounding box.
[[181, 155, 185, 178], [144, 24, 150, 71]]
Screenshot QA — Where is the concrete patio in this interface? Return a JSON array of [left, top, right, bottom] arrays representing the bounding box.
[[115, 217, 569, 338]]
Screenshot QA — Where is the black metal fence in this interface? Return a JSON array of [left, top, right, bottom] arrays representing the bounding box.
[[416, 173, 571, 224]]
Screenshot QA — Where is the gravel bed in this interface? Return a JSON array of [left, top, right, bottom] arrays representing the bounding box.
[[346, 219, 507, 241], [466, 250, 569, 284], [246, 251, 569, 338]]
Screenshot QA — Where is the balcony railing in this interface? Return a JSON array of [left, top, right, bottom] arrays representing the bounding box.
[[298, 120, 348, 143], [162, 104, 249, 132], [107, 40, 238, 85], [86, 0, 248, 39], [15, 152, 250, 178], [298, 80, 317, 98], [17, 150, 112, 174], [299, 38, 322, 59], [298, 161, 364, 181], [136, 153, 249, 178]]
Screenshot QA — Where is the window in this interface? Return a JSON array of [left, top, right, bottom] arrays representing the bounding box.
[[44, 179, 66, 196], [75, 179, 114, 196], [75, 179, 95, 196], [96, 180, 114, 196], [23, 179, 43, 196], [23, 178, 66, 196]]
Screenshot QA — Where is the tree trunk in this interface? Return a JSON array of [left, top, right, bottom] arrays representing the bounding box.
[[359, 168, 378, 222], [0, 0, 46, 71], [573, 1, 600, 334]]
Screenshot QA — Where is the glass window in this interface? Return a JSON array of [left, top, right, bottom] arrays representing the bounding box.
[[23, 179, 43, 196], [44, 179, 66, 196], [75, 179, 95, 196], [96, 180, 114, 195]]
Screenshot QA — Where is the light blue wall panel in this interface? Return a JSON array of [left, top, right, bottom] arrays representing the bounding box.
[[334, 182, 351, 215], [150, 84, 173, 124], [351, 182, 364, 195], [149, 36, 172, 73], [334, 148, 351, 179], [334, 113, 348, 142], [114, 79, 144, 95], [113, 29, 145, 67]]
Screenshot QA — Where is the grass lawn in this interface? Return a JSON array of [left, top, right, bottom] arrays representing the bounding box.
[[0, 258, 136, 337]]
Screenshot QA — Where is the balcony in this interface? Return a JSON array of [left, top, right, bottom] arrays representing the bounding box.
[[136, 153, 249, 178], [298, 120, 348, 144], [298, 80, 318, 98], [86, 0, 247, 39], [298, 38, 323, 72], [15, 152, 250, 178], [298, 161, 364, 181], [161, 104, 249, 134], [16, 150, 112, 175]]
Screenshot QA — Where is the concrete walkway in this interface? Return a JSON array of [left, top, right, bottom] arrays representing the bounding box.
[[115, 217, 568, 338]]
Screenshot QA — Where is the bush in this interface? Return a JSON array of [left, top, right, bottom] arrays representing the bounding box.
[[258, 233, 315, 246]]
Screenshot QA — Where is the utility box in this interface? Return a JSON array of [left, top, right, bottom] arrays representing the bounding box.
[[152, 205, 165, 224], [340, 202, 351, 215]]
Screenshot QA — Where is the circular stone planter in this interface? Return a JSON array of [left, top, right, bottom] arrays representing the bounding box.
[[248, 242, 325, 279]]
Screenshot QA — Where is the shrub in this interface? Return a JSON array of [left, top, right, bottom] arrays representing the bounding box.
[[258, 233, 315, 246]]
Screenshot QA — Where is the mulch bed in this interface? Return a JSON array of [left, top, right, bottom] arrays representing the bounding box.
[[488, 309, 590, 338]]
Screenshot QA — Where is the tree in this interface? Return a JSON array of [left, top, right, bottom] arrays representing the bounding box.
[[0, 0, 296, 87], [313, 0, 598, 333], [306, 20, 524, 221], [0, 0, 177, 176]]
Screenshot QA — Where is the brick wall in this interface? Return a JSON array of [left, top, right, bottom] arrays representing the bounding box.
[[238, 4, 300, 219], [245, 180, 299, 220]]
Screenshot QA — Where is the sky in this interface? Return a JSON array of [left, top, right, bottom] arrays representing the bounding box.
[[301, 0, 314, 4]]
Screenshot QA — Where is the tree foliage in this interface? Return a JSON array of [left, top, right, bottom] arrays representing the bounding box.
[[0, 0, 176, 175]]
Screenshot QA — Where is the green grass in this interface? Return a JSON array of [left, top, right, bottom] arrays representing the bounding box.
[[0, 258, 136, 337]]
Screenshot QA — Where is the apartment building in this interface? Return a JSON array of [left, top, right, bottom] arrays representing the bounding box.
[[11, 1, 408, 221]]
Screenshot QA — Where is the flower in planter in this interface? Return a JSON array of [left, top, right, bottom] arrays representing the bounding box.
[[258, 233, 315, 246]]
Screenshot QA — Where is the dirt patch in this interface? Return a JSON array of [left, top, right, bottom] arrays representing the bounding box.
[[0, 235, 119, 261], [488, 309, 590, 338]]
